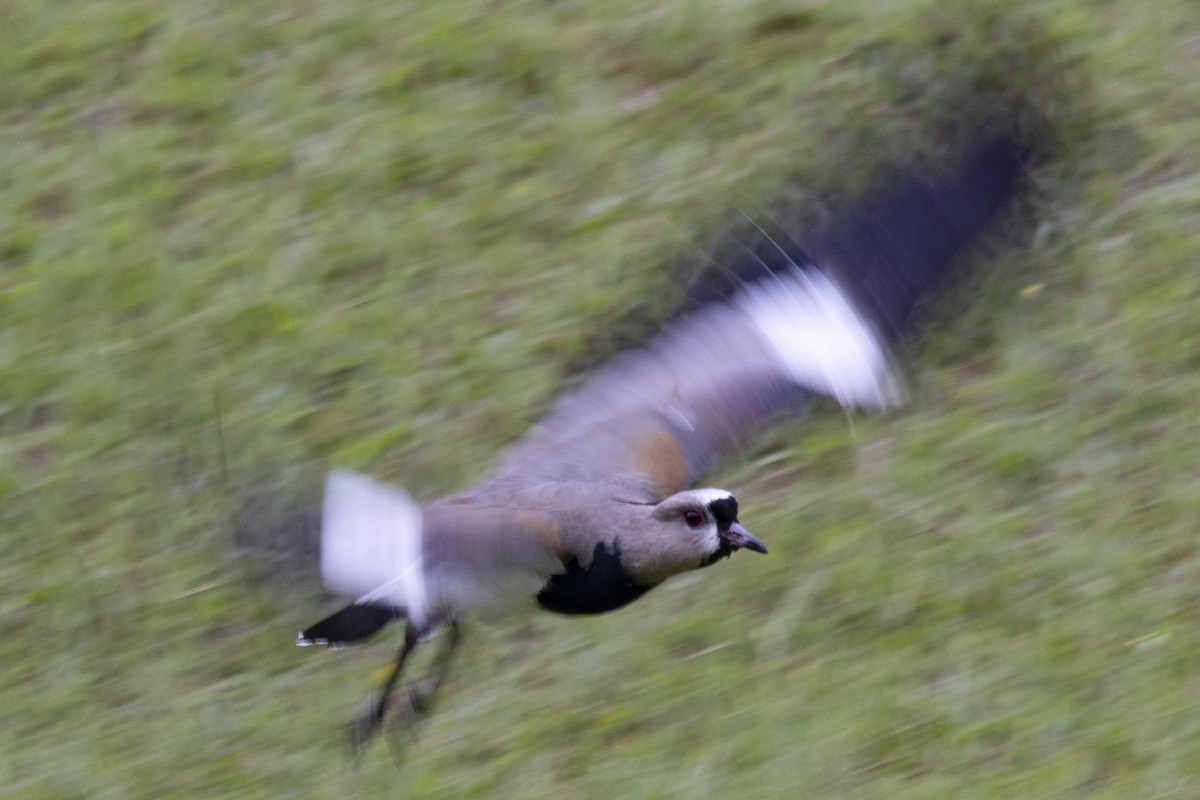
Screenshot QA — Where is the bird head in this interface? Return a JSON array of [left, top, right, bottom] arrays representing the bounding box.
[[649, 488, 767, 571]]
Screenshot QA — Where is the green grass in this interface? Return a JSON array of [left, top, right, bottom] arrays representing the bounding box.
[[3, 0, 1199, 796]]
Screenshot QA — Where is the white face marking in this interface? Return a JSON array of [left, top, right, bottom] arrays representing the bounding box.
[[688, 514, 720, 554], [690, 488, 734, 505], [674, 488, 730, 553], [736, 267, 902, 408]]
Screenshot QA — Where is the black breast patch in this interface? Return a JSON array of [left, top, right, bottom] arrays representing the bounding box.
[[536, 540, 654, 615]]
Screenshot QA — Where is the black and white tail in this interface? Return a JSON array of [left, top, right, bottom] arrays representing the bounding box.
[[297, 470, 429, 647]]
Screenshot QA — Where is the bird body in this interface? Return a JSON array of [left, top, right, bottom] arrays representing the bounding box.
[[297, 131, 1029, 752], [305, 471, 762, 634]]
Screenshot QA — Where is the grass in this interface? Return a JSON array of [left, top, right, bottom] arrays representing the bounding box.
[[2, 0, 1199, 797]]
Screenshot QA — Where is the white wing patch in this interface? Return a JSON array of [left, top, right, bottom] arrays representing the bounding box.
[[319, 470, 429, 628], [737, 268, 902, 408]]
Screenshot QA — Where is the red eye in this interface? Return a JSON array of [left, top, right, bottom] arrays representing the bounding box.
[[682, 510, 706, 528]]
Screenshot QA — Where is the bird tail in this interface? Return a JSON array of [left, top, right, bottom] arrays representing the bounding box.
[[300, 470, 431, 644], [297, 601, 403, 648]]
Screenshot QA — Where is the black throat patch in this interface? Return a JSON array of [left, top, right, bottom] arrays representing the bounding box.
[[698, 495, 740, 569], [536, 540, 654, 615]]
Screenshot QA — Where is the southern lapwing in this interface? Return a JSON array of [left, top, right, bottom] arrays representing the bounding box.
[[297, 131, 1027, 753]]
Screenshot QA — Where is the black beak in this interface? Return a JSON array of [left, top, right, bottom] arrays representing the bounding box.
[[722, 522, 768, 554]]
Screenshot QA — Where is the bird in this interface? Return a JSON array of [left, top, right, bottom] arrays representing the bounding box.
[[296, 129, 1028, 754]]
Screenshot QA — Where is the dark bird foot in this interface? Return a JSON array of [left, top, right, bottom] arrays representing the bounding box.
[[346, 682, 439, 764], [346, 705, 386, 758], [344, 621, 463, 762]]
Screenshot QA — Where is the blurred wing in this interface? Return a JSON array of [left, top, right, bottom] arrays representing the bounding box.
[[487, 134, 1025, 499], [418, 498, 567, 620]]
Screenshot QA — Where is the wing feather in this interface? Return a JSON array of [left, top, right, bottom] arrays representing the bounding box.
[[486, 134, 1025, 497]]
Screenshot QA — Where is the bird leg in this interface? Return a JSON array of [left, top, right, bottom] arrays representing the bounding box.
[[405, 619, 462, 718], [381, 621, 463, 766], [347, 620, 421, 755], [347, 619, 463, 758]]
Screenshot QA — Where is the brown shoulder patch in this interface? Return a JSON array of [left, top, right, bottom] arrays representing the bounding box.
[[512, 510, 568, 562], [626, 420, 690, 498]]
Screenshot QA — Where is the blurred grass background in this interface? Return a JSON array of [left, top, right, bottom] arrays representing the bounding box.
[[2, 0, 1199, 797]]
